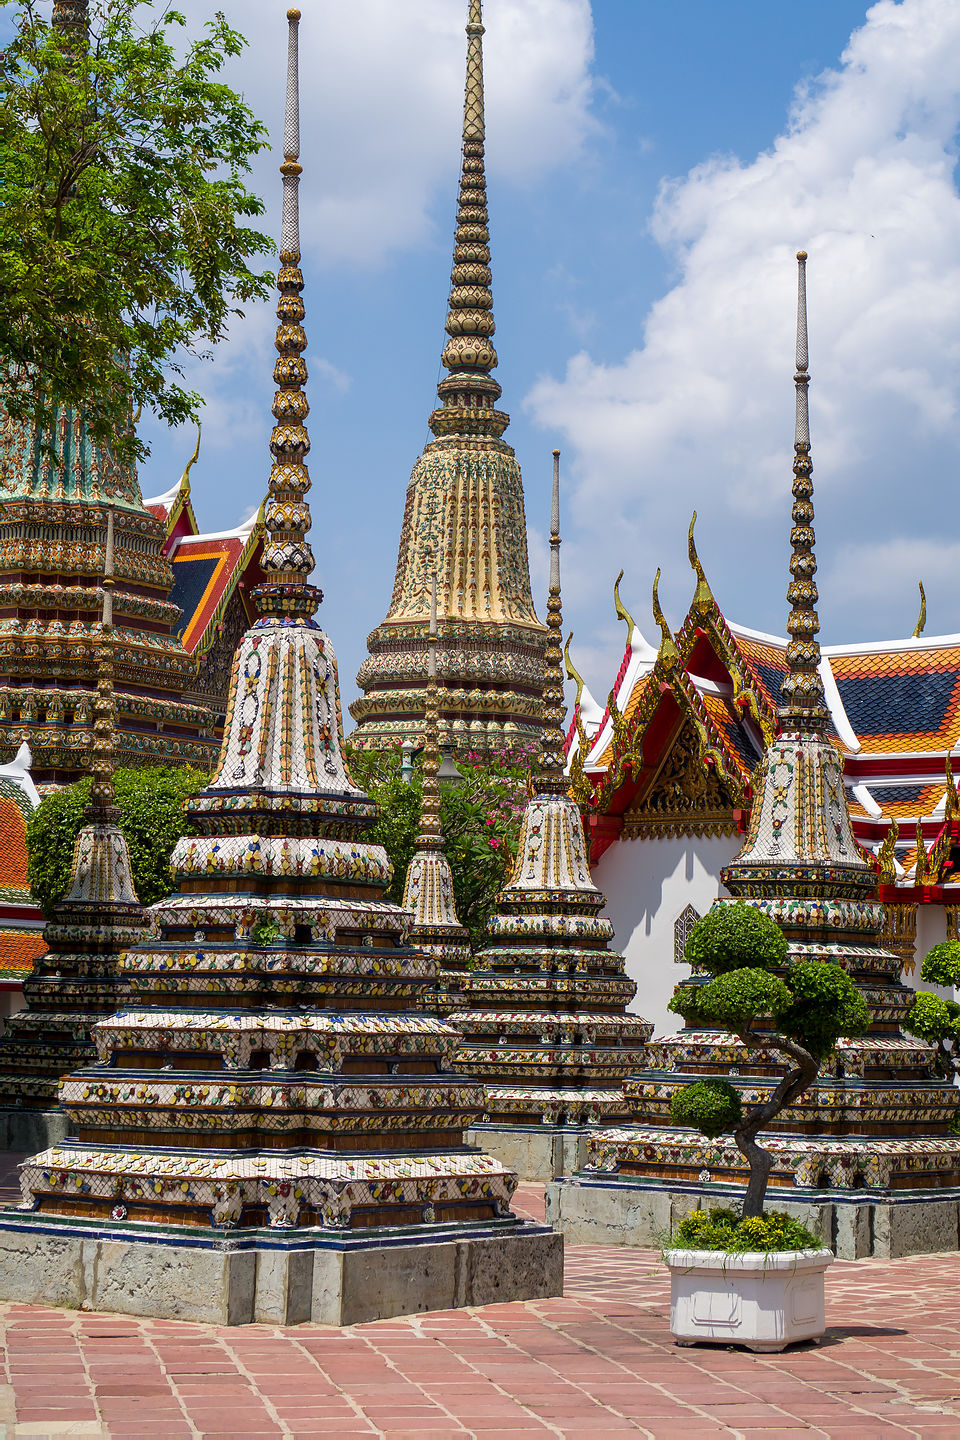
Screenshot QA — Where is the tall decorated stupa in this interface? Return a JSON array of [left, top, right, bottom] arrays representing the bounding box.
[[0, 11, 560, 1326], [350, 0, 548, 755], [0, 510, 148, 1148], [549, 254, 960, 1257], [448, 453, 652, 1181], [400, 576, 472, 1005]]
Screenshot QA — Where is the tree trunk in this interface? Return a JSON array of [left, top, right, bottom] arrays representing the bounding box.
[[734, 1029, 819, 1218]]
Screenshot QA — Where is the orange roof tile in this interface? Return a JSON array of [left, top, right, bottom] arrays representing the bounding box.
[[0, 799, 29, 894], [0, 930, 45, 978]]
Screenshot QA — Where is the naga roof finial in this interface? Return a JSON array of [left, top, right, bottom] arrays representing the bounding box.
[[651, 568, 678, 669], [564, 632, 587, 711], [913, 580, 927, 639], [179, 423, 201, 495], [429, 0, 506, 441], [613, 569, 637, 646], [688, 511, 715, 614], [537, 449, 567, 794], [254, 9, 321, 623], [779, 250, 827, 729]]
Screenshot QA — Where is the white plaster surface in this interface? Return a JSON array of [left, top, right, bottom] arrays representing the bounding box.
[[595, 833, 739, 1036]]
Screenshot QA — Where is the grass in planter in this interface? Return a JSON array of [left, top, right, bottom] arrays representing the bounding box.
[[672, 1207, 821, 1253]]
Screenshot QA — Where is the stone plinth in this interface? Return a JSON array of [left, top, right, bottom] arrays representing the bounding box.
[[546, 1172, 960, 1261], [0, 1208, 561, 1326]]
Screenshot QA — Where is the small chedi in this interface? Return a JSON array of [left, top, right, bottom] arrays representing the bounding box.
[[400, 576, 471, 1003], [0, 11, 561, 1326], [351, 0, 548, 755], [549, 254, 960, 1258], [449, 453, 652, 1180], [0, 511, 148, 1148]]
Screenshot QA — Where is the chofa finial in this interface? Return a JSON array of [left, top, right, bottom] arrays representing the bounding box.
[[652, 568, 678, 668], [613, 570, 637, 644], [688, 511, 715, 613], [913, 580, 927, 639]]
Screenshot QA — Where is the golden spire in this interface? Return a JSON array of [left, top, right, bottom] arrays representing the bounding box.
[[89, 507, 117, 818], [255, 9, 321, 622], [779, 251, 827, 729], [429, 0, 507, 443], [538, 449, 567, 794], [913, 580, 927, 639], [180, 423, 201, 496], [651, 568, 679, 669], [688, 511, 715, 614], [613, 570, 636, 644], [416, 576, 444, 850]]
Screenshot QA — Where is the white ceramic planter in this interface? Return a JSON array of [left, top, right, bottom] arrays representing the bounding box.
[[664, 1247, 834, 1352]]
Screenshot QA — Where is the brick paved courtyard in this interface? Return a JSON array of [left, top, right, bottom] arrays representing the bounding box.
[[2, 1179, 960, 1438]]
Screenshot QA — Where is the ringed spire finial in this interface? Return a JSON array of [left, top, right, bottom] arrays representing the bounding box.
[[537, 449, 567, 793], [779, 249, 827, 727], [430, 0, 507, 443], [254, 8, 321, 622], [415, 574, 444, 850], [88, 508, 117, 819]]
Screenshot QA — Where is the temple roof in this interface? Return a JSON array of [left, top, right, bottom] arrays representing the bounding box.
[[568, 565, 960, 886], [142, 464, 265, 659]]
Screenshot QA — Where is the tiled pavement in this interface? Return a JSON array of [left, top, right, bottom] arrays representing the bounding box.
[[0, 1179, 959, 1438]]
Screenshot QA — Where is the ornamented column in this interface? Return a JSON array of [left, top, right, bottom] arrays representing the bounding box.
[[351, 0, 548, 755]]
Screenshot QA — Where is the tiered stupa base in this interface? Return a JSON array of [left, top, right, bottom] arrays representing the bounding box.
[[2, 1152, 560, 1325], [0, 816, 147, 1150]]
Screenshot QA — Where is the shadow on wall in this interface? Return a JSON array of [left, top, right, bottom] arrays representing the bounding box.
[[595, 832, 741, 1038]]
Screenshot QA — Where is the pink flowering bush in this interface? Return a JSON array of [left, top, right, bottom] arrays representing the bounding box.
[[346, 741, 535, 947]]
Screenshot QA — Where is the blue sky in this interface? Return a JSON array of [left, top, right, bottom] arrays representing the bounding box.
[[11, 1, 960, 714]]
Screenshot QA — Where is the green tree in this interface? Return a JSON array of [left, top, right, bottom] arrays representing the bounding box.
[[346, 743, 535, 948], [905, 940, 960, 1083], [0, 0, 272, 459], [27, 764, 208, 915], [669, 901, 870, 1218]]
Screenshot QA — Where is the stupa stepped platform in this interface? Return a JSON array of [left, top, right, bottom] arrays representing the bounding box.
[[17, 1143, 518, 1230]]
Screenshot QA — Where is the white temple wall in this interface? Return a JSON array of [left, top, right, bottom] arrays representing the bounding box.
[[910, 904, 952, 1003], [595, 833, 740, 1039]]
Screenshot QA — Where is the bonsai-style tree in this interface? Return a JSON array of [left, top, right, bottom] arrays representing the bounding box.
[[668, 902, 870, 1218], [905, 941, 960, 1081]]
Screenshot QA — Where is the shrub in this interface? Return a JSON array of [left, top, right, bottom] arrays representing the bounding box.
[[683, 901, 788, 975], [27, 765, 208, 916], [670, 1079, 742, 1138], [672, 1208, 821, 1253], [346, 742, 535, 948], [919, 941, 960, 990]]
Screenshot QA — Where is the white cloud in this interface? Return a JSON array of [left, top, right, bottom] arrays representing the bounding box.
[[172, 0, 597, 268], [527, 0, 960, 696]]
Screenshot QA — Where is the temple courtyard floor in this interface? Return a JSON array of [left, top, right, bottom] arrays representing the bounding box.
[[1, 1164, 960, 1438]]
